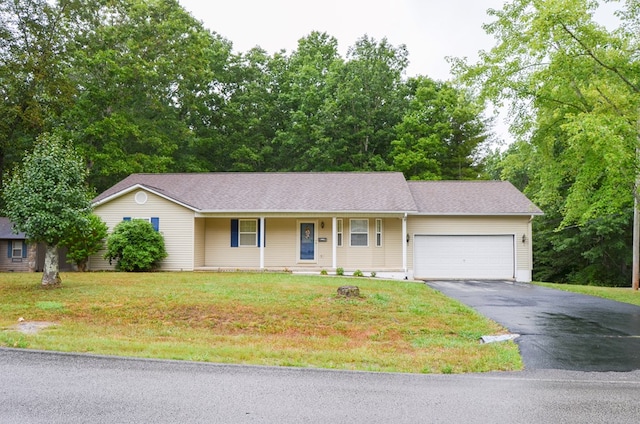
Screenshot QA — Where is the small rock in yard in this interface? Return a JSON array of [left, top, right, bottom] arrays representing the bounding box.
[[337, 285, 360, 298]]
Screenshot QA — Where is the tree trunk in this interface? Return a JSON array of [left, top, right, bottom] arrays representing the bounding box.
[[27, 243, 38, 272], [41, 244, 61, 287]]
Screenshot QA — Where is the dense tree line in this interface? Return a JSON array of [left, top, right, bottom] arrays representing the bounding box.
[[0, 0, 488, 196]]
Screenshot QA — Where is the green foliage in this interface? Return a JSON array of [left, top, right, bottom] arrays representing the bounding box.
[[353, 269, 364, 277], [104, 219, 167, 272], [336, 267, 344, 276], [391, 77, 488, 180], [60, 213, 108, 272], [2, 133, 92, 246], [455, 0, 640, 286]]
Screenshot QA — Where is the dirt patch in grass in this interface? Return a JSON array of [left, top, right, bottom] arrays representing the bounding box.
[[11, 321, 57, 334]]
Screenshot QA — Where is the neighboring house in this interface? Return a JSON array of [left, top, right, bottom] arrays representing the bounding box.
[[0, 217, 31, 272], [89, 172, 543, 281], [0, 217, 73, 273]]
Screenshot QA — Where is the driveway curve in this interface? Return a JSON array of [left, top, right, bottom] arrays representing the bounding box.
[[427, 281, 640, 371]]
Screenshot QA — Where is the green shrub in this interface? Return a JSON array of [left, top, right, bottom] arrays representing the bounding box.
[[104, 219, 167, 272], [61, 213, 108, 272], [336, 267, 344, 276], [353, 269, 364, 277], [370, 271, 377, 278], [320, 269, 328, 275]]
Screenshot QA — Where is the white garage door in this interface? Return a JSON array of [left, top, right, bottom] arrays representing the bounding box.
[[414, 235, 515, 280]]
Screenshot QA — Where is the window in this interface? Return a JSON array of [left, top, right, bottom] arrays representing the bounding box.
[[123, 217, 159, 231], [239, 219, 257, 247], [350, 219, 368, 247], [376, 219, 382, 247], [11, 240, 23, 258], [336, 219, 343, 247]]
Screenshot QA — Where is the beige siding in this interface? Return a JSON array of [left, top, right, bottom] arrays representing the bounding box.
[[89, 190, 195, 271], [204, 218, 259, 267], [407, 215, 532, 276], [194, 218, 205, 268], [337, 218, 403, 270]]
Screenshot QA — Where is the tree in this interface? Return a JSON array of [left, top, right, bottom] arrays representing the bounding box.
[[390, 77, 488, 180], [2, 133, 92, 286], [60, 213, 108, 272], [60, 0, 232, 192], [104, 219, 167, 272], [453, 0, 640, 287], [0, 0, 91, 200], [326, 36, 409, 170]]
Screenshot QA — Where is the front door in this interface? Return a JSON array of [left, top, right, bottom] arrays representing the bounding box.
[[299, 222, 315, 261]]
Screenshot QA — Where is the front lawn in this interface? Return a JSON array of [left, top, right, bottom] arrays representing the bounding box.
[[535, 282, 640, 306], [0, 272, 521, 374]]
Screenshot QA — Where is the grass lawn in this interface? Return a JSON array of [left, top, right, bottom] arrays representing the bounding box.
[[0, 272, 521, 374], [534, 282, 640, 306]]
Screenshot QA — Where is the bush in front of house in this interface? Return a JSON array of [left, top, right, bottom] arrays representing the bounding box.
[[104, 219, 167, 272]]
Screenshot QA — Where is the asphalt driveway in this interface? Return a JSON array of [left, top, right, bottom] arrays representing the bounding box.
[[427, 281, 640, 372]]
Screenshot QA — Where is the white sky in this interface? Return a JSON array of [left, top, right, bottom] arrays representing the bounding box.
[[178, 0, 508, 81]]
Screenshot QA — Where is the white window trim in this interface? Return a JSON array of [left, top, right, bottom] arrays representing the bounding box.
[[336, 219, 343, 247], [349, 219, 369, 247], [11, 240, 23, 258], [239, 219, 258, 247], [375, 219, 383, 247]]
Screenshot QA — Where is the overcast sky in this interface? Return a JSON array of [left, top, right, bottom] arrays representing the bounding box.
[[178, 0, 508, 81]]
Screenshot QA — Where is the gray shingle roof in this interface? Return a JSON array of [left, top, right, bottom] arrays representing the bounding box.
[[93, 173, 542, 216], [0, 217, 26, 239], [408, 180, 543, 215], [93, 172, 419, 213]]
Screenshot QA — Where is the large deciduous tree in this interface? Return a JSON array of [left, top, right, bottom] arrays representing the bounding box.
[[454, 0, 640, 287], [2, 133, 92, 287], [0, 0, 87, 198], [390, 77, 488, 180]]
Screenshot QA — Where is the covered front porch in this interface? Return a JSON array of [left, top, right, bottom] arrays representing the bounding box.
[[193, 215, 408, 273]]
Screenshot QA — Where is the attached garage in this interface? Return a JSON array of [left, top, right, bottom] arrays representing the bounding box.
[[414, 234, 515, 280]]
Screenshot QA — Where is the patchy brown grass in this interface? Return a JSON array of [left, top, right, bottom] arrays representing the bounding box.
[[0, 272, 521, 373]]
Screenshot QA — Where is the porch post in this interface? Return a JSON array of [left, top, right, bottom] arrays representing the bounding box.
[[402, 214, 408, 277], [332, 217, 337, 269], [260, 216, 265, 269]]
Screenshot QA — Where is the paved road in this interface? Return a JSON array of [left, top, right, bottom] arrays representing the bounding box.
[[2, 348, 640, 423], [427, 281, 640, 371]]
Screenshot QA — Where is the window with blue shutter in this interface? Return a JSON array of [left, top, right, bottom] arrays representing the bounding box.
[[8, 240, 27, 259], [231, 219, 264, 247], [151, 217, 159, 231]]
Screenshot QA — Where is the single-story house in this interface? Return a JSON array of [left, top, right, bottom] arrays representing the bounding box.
[[89, 172, 543, 281], [0, 217, 73, 273]]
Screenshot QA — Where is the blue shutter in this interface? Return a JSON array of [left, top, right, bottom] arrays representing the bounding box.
[[123, 217, 131, 221], [231, 219, 239, 247], [257, 219, 261, 247], [6, 241, 10, 258], [22, 242, 27, 258], [151, 217, 159, 231]]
